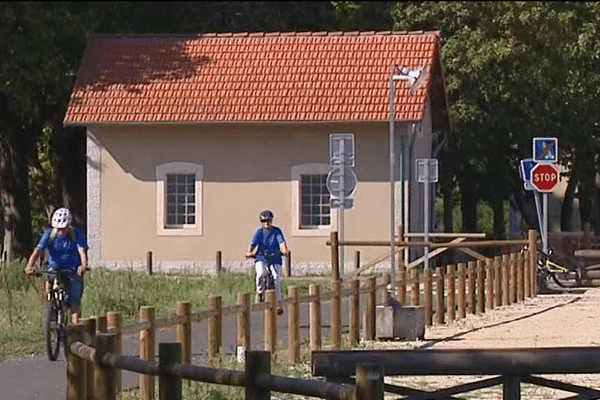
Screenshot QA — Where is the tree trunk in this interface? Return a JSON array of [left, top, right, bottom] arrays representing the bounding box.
[[459, 165, 477, 232], [560, 169, 577, 231]]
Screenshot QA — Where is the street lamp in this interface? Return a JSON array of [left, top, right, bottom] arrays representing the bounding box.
[[389, 65, 428, 297]]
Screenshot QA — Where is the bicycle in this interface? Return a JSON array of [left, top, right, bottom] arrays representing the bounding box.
[[246, 251, 278, 302], [27, 268, 89, 361], [535, 247, 583, 290]]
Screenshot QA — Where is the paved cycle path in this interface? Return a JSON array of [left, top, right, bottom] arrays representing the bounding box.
[[0, 298, 347, 399]]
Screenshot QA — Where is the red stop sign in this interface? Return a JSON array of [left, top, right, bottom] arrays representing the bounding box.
[[531, 163, 559, 192]]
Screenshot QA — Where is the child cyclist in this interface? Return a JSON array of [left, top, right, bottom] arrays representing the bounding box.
[[24, 207, 88, 323], [245, 210, 289, 315]]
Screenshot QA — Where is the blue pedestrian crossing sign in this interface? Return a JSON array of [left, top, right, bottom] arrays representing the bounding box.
[[519, 158, 536, 191], [533, 137, 558, 163]]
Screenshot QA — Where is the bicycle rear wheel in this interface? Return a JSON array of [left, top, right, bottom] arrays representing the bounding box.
[[550, 266, 582, 288], [45, 302, 61, 361]]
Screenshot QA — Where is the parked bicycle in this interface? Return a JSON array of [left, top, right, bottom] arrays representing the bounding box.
[[534, 247, 583, 290]]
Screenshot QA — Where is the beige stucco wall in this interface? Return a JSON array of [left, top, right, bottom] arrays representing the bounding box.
[[87, 116, 434, 274]]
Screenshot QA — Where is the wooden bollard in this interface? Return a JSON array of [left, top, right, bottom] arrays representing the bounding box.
[[287, 287, 300, 364], [397, 263, 407, 304], [447, 265, 456, 322], [245, 351, 271, 399], [330, 231, 340, 281], [510, 252, 517, 303], [140, 306, 155, 400], [237, 293, 250, 362], [209, 296, 222, 365], [476, 260, 485, 314], [159, 343, 182, 400], [457, 263, 466, 320], [331, 280, 341, 350], [494, 256, 502, 308], [517, 252, 525, 302], [147, 251, 153, 275], [424, 268, 433, 326], [349, 279, 360, 346], [96, 314, 107, 333], [502, 254, 510, 306], [264, 290, 277, 355], [365, 277, 376, 340], [67, 323, 86, 400], [176, 302, 191, 365], [467, 261, 476, 314], [435, 267, 445, 325], [82, 318, 96, 399], [381, 274, 391, 306], [107, 312, 122, 396], [485, 259, 494, 311], [411, 268, 420, 306], [215, 250, 222, 275], [355, 363, 384, 400], [309, 284, 321, 351], [95, 333, 117, 400]]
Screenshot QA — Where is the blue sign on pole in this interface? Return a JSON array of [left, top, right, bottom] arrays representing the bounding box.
[[520, 158, 536, 191], [533, 137, 558, 163]]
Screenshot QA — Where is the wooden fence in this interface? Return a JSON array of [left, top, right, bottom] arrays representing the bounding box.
[[68, 230, 540, 399]]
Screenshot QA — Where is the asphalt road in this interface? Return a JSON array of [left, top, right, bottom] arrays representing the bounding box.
[[1, 298, 347, 399]]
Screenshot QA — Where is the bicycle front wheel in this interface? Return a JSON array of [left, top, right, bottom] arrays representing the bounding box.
[[45, 302, 61, 361], [550, 266, 582, 288]]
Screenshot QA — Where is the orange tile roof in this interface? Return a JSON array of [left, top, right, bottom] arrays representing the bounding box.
[[64, 31, 447, 125]]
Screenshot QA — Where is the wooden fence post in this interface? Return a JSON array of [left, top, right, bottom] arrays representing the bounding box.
[[355, 250, 360, 271], [245, 351, 270, 400], [485, 259, 494, 311], [96, 314, 107, 333], [265, 290, 277, 355], [435, 267, 445, 325], [82, 318, 96, 399], [288, 286, 300, 364], [381, 274, 391, 306], [524, 249, 531, 299], [209, 295, 222, 365], [447, 264, 456, 322], [176, 301, 191, 365], [510, 252, 517, 304], [215, 251, 222, 275], [494, 256, 502, 308], [365, 277, 376, 340], [467, 261, 476, 314], [309, 284, 321, 351], [529, 229, 538, 295], [411, 268, 420, 306], [424, 268, 433, 326], [350, 279, 360, 346], [140, 306, 155, 400], [476, 260, 485, 314], [517, 252, 525, 302], [237, 292, 250, 362], [330, 231, 340, 281], [355, 363, 384, 400], [331, 280, 341, 349], [159, 343, 182, 400], [457, 263, 466, 320], [95, 333, 117, 400], [502, 254, 510, 306], [107, 312, 122, 396], [397, 263, 407, 305], [67, 323, 86, 400], [285, 250, 292, 277], [146, 251, 153, 275]]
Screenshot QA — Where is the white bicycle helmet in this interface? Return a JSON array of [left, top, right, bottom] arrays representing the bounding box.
[[51, 207, 72, 228]]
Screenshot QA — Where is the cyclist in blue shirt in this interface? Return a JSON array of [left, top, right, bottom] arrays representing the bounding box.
[[25, 207, 88, 323], [245, 210, 289, 314]]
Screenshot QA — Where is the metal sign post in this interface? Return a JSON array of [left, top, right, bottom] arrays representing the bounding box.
[[416, 158, 438, 270], [531, 137, 559, 255], [328, 133, 356, 278]]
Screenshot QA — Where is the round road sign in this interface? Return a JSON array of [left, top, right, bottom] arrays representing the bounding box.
[[531, 163, 559, 192], [326, 167, 357, 198]]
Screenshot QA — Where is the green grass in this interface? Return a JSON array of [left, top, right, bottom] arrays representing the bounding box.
[[0, 260, 330, 362]]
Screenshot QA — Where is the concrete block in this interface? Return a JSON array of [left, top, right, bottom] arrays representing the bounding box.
[[374, 301, 425, 340]]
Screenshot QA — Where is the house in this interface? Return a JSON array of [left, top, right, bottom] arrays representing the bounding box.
[[63, 30, 451, 275]]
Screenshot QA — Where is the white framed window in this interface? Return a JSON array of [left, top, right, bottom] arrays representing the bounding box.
[[156, 162, 203, 236], [291, 163, 336, 236]]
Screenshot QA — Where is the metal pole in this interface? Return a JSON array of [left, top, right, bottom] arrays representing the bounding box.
[[533, 190, 546, 252], [543, 192, 548, 254], [424, 178, 430, 270], [339, 143, 345, 278], [389, 74, 396, 296]]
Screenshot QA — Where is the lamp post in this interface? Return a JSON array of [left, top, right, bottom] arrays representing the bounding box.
[[389, 65, 428, 297]]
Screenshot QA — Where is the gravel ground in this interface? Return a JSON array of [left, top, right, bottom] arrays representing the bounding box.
[[360, 286, 600, 399]]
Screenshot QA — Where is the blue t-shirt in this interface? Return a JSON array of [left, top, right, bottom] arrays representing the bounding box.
[[250, 226, 286, 265], [37, 227, 87, 277]]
